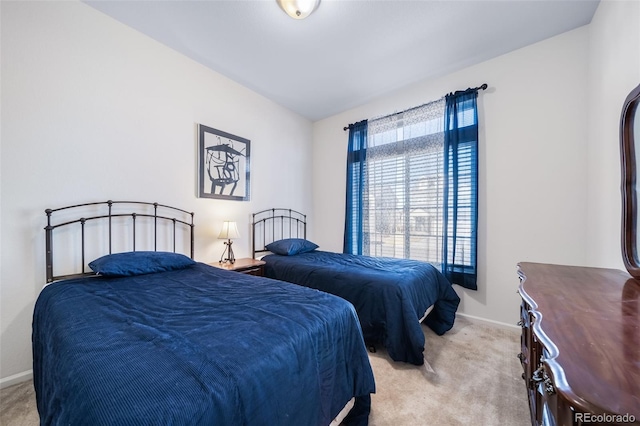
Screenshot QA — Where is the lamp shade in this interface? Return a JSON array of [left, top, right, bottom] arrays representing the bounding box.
[[218, 221, 240, 239], [276, 0, 320, 19]]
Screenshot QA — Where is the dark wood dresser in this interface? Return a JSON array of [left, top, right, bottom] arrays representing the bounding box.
[[518, 262, 640, 426]]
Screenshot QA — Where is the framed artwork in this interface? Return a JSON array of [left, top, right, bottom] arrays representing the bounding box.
[[198, 124, 250, 201]]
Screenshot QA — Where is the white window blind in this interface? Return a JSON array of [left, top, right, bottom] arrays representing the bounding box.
[[363, 99, 447, 265]]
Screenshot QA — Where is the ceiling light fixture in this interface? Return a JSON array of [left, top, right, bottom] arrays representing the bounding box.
[[276, 0, 321, 19]]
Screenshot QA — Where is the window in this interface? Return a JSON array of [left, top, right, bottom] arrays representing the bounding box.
[[345, 91, 478, 289], [364, 99, 446, 263]]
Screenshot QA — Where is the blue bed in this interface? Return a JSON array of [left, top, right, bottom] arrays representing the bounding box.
[[252, 209, 461, 366], [262, 251, 460, 366], [34, 201, 375, 425], [33, 263, 375, 425]]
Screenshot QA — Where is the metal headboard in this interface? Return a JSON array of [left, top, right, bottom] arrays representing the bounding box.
[[252, 208, 306, 258], [45, 200, 195, 283]]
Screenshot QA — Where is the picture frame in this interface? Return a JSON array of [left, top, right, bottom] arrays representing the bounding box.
[[198, 124, 250, 201]]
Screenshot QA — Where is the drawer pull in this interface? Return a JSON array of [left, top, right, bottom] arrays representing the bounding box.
[[517, 319, 524, 327], [532, 364, 556, 395]]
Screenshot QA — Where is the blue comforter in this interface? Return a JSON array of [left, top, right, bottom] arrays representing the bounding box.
[[263, 251, 461, 365], [32, 263, 375, 425]]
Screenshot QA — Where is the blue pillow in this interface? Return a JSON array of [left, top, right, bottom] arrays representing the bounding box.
[[266, 238, 318, 256], [88, 251, 196, 277]]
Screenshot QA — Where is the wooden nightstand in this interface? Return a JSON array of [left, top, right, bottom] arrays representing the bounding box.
[[208, 258, 266, 277]]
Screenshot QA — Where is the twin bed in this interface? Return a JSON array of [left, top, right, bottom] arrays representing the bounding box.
[[33, 201, 460, 424], [252, 208, 460, 366], [33, 201, 375, 425]]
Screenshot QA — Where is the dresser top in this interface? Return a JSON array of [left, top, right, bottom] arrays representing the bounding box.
[[518, 262, 640, 417]]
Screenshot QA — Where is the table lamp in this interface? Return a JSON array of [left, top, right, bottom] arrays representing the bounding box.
[[218, 221, 239, 264]]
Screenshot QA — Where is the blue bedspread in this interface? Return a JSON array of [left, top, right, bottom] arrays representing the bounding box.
[[32, 263, 375, 425], [263, 251, 461, 365]]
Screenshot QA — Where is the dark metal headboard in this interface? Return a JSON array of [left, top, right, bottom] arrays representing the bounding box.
[[252, 208, 306, 258], [45, 200, 194, 283]]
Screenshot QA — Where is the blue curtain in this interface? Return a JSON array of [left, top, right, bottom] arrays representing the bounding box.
[[442, 89, 478, 290], [343, 120, 368, 254]]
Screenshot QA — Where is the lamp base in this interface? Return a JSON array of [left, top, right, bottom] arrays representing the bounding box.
[[219, 239, 236, 264]]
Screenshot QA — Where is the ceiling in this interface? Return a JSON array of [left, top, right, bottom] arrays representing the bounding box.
[[85, 0, 600, 121]]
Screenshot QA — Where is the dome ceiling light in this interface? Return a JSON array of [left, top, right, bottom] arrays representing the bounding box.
[[276, 0, 321, 19]]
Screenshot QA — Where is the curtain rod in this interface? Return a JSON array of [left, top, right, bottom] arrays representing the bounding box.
[[343, 83, 488, 131]]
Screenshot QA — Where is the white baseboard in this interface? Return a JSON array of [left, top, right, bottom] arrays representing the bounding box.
[[457, 312, 519, 330], [0, 370, 33, 389]]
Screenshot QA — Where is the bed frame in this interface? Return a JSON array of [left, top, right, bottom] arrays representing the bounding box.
[[45, 200, 194, 283], [252, 208, 306, 258]]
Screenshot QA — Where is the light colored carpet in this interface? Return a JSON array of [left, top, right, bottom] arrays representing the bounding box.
[[368, 315, 529, 425], [0, 378, 38, 426], [0, 316, 529, 425]]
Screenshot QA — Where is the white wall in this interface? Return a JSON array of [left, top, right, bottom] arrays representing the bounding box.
[[313, 28, 592, 326], [586, 0, 640, 269], [0, 1, 313, 384], [313, 27, 588, 324], [312, 0, 640, 327]]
